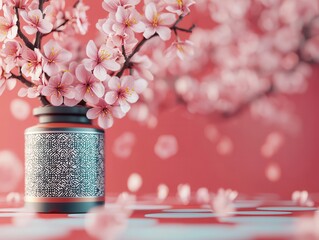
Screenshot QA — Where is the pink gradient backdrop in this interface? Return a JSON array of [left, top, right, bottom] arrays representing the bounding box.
[[0, 2, 319, 198]]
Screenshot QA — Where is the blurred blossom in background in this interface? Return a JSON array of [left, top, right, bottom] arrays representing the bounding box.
[[1, 0, 319, 198]]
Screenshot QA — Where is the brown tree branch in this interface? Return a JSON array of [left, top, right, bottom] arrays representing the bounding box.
[[15, 8, 34, 50], [10, 72, 33, 87], [10, 73, 50, 106], [116, 34, 158, 78]]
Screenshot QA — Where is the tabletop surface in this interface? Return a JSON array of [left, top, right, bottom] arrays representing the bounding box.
[[0, 194, 317, 240]]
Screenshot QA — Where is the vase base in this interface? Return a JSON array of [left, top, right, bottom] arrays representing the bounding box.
[[25, 201, 104, 213]]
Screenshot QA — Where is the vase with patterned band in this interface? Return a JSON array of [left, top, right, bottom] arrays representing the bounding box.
[[24, 106, 105, 213]]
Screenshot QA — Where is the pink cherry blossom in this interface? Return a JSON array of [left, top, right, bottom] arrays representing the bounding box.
[[154, 135, 178, 159], [83, 40, 121, 81], [261, 132, 284, 158], [177, 183, 191, 205], [10, 98, 30, 120], [144, 0, 167, 10], [6, 192, 22, 206], [6, 0, 29, 9], [165, 0, 195, 16], [87, 99, 125, 129], [0, 77, 16, 96], [0, 6, 18, 41], [18, 80, 43, 98], [130, 54, 154, 80], [204, 124, 220, 143], [44, 0, 66, 29], [85, 193, 133, 240], [72, 0, 90, 35], [102, 0, 140, 13], [127, 173, 143, 193], [41, 72, 75, 106], [27, 0, 39, 10], [0, 64, 15, 96], [210, 188, 238, 217], [104, 32, 138, 55], [2, 40, 23, 72], [21, 47, 42, 80], [113, 6, 145, 35], [113, 132, 136, 158], [295, 212, 319, 239], [20, 9, 53, 34], [208, 0, 251, 23], [216, 136, 234, 156], [144, 3, 176, 41], [74, 64, 105, 104], [42, 40, 72, 76], [166, 40, 194, 60], [196, 187, 211, 204], [104, 76, 142, 113], [0, 150, 23, 193], [292, 190, 314, 207], [265, 162, 281, 182], [157, 184, 169, 201]]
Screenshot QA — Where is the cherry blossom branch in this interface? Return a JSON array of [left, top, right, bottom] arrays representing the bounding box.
[[15, 8, 34, 50], [116, 15, 194, 78], [171, 14, 195, 34], [173, 15, 184, 27], [39, 95, 50, 106], [121, 44, 128, 61], [174, 25, 195, 33], [42, 19, 70, 38], [34, 33, 42, 49], [38, 0, 45, 11], [41, 1, 78, 39], [10, 73, 33, 88], [10, 73, 50, 105], [116, 34, 158, 77]]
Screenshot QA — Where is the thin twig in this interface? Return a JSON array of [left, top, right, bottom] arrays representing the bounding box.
[[173, 15, 184, 28], [42, 19, 70, 37], [116, 34, 158, 78], [15, 8, 34, 50], [174, 24, 196, 33], [121, 44, 128, 61]]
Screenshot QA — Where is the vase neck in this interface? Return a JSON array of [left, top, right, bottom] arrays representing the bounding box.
[[33, 106, 91, 124]]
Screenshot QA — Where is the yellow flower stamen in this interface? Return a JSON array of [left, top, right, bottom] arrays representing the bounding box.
[[99, 49, 111, 61], [49, 47, 57, 63], [125, 87, 130, 93], [32, 15, 40, 24], [152, 14, 160, 27], [125, 18, 137, 27], [177, 0, 183, 8], [177, 44, 184, 52]]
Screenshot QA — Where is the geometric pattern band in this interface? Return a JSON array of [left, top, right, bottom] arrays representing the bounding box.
[[25, 131, 105, 198]]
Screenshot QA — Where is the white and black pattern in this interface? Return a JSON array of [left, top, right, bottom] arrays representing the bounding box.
[[25, 131, 105, 198]]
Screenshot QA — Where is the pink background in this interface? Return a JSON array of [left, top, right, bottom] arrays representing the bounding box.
[[0, 2, 319, 198]]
